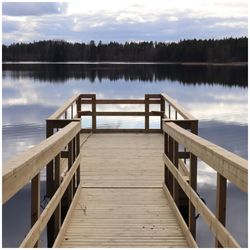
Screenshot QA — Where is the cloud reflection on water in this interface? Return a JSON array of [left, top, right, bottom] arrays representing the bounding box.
[[2, 64, 248, 247]]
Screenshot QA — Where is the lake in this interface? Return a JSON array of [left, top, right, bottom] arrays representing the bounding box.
[[2, 63, 248, 247]]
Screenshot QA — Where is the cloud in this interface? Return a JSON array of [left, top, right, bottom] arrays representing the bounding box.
[[2, 1, 248, 44], [2, 2, 67, 16]]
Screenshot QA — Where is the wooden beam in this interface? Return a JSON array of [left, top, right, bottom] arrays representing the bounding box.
[[54, 154, 61, 240], [178, 151, 190, 159], [92, 95, 96, 131], [48, 94, 80, 120], [78, 111, 162, 116], [163, 153, 240, 248], [163, 122, 248, 192], [81, 99, 162, 104], [19, 155, 80, 248], [53, 184, 81, 247], [160, 96, 165, 131], [3, 121, 81, 204], [145, 95, 149, 132], [215, 173, 227, 248], [163, 184, 197, 248], [161, 93, 196, 120], [31, 173, 40, 247], [80, 128, 162, 133]]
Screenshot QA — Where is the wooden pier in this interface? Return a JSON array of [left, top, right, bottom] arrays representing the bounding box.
[[2, 93, 248, 248]]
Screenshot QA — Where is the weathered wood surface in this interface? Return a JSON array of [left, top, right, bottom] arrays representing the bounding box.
[[163, 122, 248, 192], [59, 134, 192, 247], [163, 153, 240, 248], [2, 121, 80, 203]]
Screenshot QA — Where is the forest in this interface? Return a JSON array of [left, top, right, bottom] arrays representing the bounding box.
[[2, 37, 248, 62]]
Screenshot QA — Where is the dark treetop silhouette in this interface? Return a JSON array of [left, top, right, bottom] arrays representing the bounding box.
[[2, 37, 248, 63]]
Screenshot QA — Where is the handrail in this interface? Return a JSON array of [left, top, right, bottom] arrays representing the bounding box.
[[2, 121, 81, 204], [163, 121, 248, 192], [161, 93, 196, 120], [20, 155, 80, 247], [162, 155, 240, 248], [48, 94, 80, 119], [162, 120, 248, 248]]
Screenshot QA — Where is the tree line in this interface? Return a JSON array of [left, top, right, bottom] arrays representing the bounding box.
[[2, 37, 248, 62]]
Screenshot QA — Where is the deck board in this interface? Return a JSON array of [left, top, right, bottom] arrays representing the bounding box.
[[59, 134, 190, 247]]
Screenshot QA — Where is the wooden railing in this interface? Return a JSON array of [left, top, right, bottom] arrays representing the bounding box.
[[78, 93, 164, 133], [162, 121, 248, 248], [3, 92, 246, 248], [2, 121, 81, 247]]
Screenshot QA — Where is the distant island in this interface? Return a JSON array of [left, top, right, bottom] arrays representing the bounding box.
[[2, 37, 247, 63]]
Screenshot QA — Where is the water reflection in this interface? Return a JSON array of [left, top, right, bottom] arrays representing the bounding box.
[[3, 63, 248, 87], [2, 63, 248, 247]]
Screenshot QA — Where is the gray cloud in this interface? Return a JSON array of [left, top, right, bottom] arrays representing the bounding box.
[[2, 2, 67, 16], [2, 6, 248, 44]]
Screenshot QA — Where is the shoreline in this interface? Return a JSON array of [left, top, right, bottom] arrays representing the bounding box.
[[2, 61, 248, 66]]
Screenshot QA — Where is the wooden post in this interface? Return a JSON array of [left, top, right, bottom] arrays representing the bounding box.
[[92, 95, 96, 132], [46, 121, 55, 247], [71, 104, 73, 119], [54, 154, 61, 238], [76, 133, 81, 186], [160, 97, 165, 131], [173, 140, 180, 205], [168, 104, 171, 119], [189, 121, 198, 239], [164, 132, 169, 187], [168, 136, 174, 195], [66, 140, 73, 206], [215, 173, 227, 248], [145, 95, 149, 132], [31, 173, 40, 247], [175, 110, 177, 120], [76, 95, 81, 118]]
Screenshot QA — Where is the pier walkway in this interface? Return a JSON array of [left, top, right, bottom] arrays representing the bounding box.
[[2, 93, 247, 248]]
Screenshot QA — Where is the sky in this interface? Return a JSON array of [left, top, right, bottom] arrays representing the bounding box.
[[2, 0, 248, 45]]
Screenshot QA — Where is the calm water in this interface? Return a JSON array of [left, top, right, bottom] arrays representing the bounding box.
[[2, 63, 248, 247]]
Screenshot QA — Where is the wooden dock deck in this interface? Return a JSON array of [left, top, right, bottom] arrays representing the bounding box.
[[58, 133, 190, 247], [2, 93, 248, 248]]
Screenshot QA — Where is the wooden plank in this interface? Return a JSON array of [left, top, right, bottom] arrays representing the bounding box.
[[81, 94, 96, 98], [78, 111, 162, 116], [81, 99, 161, 104], [60, 188, 189, 247], [3, 121, 81, 204], [53, 184, 81, 247], [163, 185, 197, 248], [161, 93, 196, 120], [81, 128, 162, 133], [178, 159, 189, 177], [31, 173, 40, 247], [19, 155, 80, 248], [48, 94, 80, 119], [46, 119, 80, 129], [215, 173, 227, 248], [163, 122, 248, 192], [163, 153, 240, 248]]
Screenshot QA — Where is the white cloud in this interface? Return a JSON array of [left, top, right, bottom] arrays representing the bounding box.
[[2, 0, 248, 44]]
